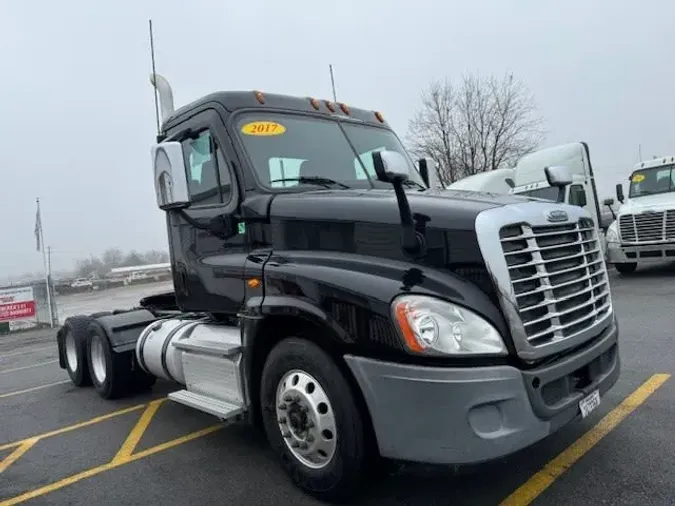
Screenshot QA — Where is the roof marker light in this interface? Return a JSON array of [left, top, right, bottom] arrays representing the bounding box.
[[325, 101, 336, 112], [253, 90, 265, 104], [309, 98, 320, 110], [374, 111, 384, 123]]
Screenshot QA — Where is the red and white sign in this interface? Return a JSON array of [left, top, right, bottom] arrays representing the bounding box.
[[0, 287, 37, 322]]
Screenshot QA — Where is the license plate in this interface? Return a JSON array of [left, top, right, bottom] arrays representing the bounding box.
[[579, 389, 601, 418]]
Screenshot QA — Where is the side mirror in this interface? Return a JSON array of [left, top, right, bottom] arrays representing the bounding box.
[[417, 158, 439, 189], [372, 151, 424, 257], [151, 141, 190, 210], [603, 197, 616, 219], [418, 158, 430, 187], [505, 178, 515, 189], [615, 183, 625, 204], [544, 165, 572, 203], [544, 165, 573, 187], [372, 150, 410, 183]]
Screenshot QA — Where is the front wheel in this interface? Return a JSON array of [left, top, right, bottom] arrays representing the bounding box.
[[260, 338, 370, 502], [615, 262, 637, 275]]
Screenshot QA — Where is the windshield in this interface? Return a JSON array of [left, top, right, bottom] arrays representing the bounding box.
[[234, 112, 425, 189], [513, 185, 559, 201], [629, 164, 675, 198]]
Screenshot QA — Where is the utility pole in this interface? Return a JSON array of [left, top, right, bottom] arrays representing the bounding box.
[[35, 198, 55, 327]]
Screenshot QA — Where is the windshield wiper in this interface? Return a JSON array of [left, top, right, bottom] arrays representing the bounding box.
[[269, 176, 351, 189], [401, 179, 427, 190]]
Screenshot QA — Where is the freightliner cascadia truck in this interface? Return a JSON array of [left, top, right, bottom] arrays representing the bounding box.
[[55, 72, 621, 502]]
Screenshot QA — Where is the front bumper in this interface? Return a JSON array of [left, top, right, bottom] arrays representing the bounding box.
[[344, 318, 619, 465], [607, 240, 675, 264]]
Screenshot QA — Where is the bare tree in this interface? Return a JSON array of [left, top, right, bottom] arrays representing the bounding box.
[[407, 73, 545, 185]]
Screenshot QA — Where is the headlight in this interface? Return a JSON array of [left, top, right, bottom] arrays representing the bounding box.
[[391, 294, 507, 356], [606, 223, 619, 243]]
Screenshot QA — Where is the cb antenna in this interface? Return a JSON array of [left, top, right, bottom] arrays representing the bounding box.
[[148, 19, 160, 135], [329, 64, 337, 102]]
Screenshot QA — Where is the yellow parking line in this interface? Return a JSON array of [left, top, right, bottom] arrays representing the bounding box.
[[500, 373, 671, 506], [0, 439, 38, 473], [111, 398, 166, 464], [0, 360, 59, 375], [0, 424, 223, 506], [0, 380, 71, 399], [0, 403, 147, 452]]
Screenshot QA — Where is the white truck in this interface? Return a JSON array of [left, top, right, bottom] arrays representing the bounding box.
[[604, 156, 675, 274], [447, 142, 606, 230]]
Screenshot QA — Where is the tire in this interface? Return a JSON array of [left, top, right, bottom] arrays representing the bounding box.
[[61, 316, 95, 387], [260, 337, 370, 502], [86, 322, 134, 400], [615, 262, 637, 275]]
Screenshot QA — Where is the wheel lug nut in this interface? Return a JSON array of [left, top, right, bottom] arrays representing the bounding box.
[[306, 434, 314, 443], [283, 394, 293, 402], [307, 421, 315, 428], [299, 442, 309, 450]]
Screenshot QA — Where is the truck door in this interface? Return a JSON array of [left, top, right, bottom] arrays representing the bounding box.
[[166, 108, 247, 315]]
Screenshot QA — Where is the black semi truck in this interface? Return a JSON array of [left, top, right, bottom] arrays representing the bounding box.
[[55, 73, 621, 502]]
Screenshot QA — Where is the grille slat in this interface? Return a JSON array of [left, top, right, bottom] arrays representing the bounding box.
[[619, 210, 675, 242], [499, 218, 611, 348]]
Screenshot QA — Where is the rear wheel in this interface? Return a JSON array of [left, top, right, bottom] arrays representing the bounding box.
[[260, 337, 370, 502], [615, 262, 637, 275], [86, 322, 132, 400], [61, 316, 95, 387]]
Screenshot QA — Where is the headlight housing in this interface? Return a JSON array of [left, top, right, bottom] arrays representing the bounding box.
[[391, 294, 507, 356]]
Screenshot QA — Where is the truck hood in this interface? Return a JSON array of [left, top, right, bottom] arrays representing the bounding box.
[[269, 188, 530, 231], [618, 192, 675, 215]]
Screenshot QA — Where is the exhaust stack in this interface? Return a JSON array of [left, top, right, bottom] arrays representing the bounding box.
[[150, 73, 175, 126]]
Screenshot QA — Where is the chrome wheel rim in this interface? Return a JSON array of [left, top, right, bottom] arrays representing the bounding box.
[[90, 334, 107, 384], [275, 369, 337, 470], [64, 331, 78, 373]]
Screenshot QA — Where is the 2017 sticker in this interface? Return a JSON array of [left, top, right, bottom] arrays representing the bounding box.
[[632, 173, 645, 183], [241, 121, 286, 136]]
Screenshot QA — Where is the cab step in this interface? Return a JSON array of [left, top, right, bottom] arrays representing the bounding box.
[[167, 389, 246, 420]]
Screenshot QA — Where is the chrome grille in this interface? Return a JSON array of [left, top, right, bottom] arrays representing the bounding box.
[[499, 218, 611, 348], [619, 210, 675, 242]]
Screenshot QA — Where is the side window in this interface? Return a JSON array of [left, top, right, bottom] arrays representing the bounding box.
[[568, 184, 586, 207], [182, 130, 232, 206]]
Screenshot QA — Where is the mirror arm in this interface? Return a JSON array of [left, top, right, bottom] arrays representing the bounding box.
[[392, 182, 420, 254], [557, 186, 566, 203], [177, 210, 230, 238]]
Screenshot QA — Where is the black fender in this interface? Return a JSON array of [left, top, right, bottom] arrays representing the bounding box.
[[92, 309, 158, 353], [242, 250, 513, 363], [260, 250, 509, 342]]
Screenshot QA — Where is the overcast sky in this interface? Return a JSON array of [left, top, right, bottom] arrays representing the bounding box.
[[1, 0, 673, 277]]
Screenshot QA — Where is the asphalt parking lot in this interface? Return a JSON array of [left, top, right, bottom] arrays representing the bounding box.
[[1, 266, 674, 506]]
